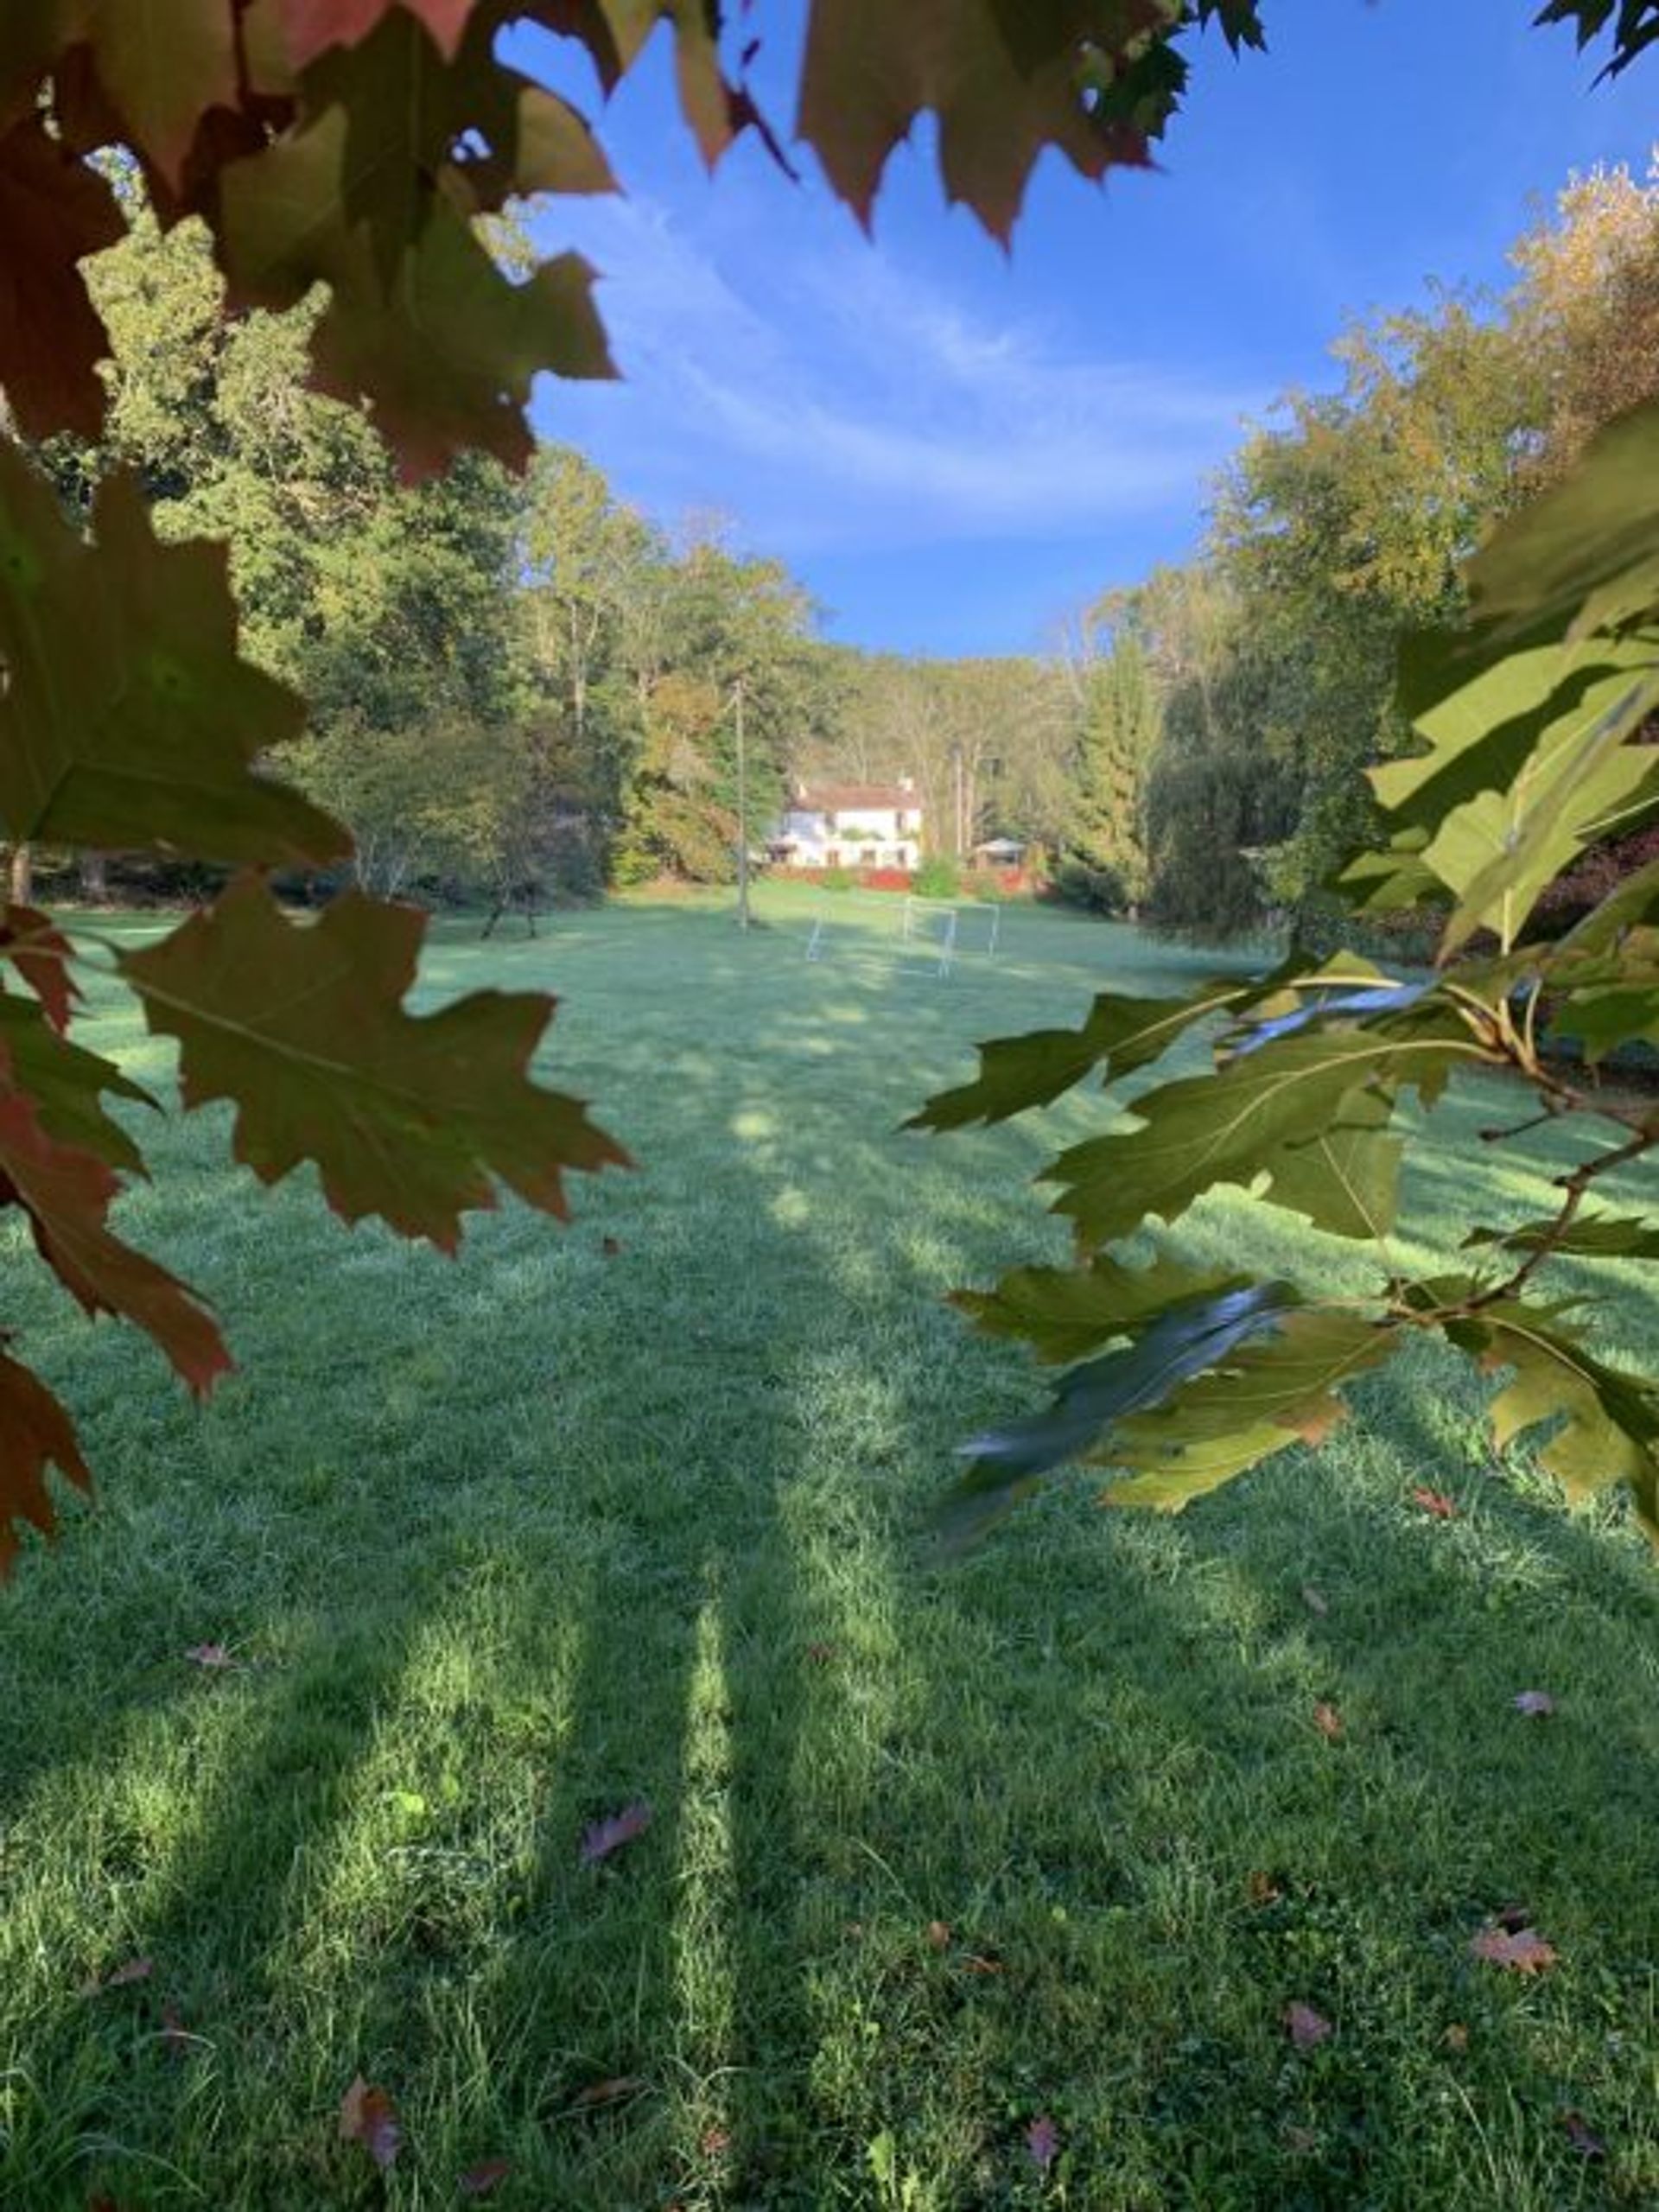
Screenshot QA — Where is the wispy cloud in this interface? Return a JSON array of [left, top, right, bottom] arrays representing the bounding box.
[[534, 181, 1260, 562]]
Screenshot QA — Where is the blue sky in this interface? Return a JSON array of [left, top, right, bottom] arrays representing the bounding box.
[[510, 2, 1657, 657]]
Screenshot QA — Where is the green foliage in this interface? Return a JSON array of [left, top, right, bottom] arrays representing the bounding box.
[[913, 856, 960, 899], [923, 391, 1659, 1548]]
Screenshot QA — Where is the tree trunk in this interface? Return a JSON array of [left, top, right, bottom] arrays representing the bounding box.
[[9, 842, 33, 906]]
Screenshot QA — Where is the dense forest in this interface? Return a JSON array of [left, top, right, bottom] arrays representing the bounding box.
[[18, 157, 1659, 938]]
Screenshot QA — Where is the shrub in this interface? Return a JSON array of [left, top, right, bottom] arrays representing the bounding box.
[[819, 867, 854, 892], [913, 856, 960, 899]]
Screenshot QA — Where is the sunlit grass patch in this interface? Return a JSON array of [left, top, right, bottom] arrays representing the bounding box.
[[0, 892, 1656, 2208]]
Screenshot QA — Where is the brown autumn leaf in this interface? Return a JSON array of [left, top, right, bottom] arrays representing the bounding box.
[[1443, 2022, 1469, 2052], [1560, 2110, 1607, 2159], [339, 2076, 401, 2172], [1470, 1925, 1558, 1973], [579, 1800, 652, 1866], [81, 1955, 153, 1996], [1027, 2113, 1060, 2172], [1285, 2000, 1333, 2050], [961, 1952, 1004, 1974], [569, 2075, 645, 2111], [0, 105, 124, 439], [1300, 1583, 1329, 1616], [925, 1920, 952, 1952], [1246, 1870, 1284, 1907], [1513, 1689, 1557, 1717], [701, 2127, 732, 2157], [458, 2158, 514, 2198], [1410, 1486, 1458, 1518], [1313, 1701, 1344, 1741], [0, 1350, 93, 1579]]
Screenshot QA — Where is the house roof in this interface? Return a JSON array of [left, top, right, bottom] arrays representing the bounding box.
[[791, 784, 918, 812]]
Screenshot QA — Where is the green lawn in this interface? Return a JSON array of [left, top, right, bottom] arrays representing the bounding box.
[[2, 887, 1656, 2209]]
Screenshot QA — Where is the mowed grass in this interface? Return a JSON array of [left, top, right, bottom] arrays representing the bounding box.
[[2, 884, 1658, 2210]]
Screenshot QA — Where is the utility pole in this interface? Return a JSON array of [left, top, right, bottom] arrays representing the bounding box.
[[734, 677, 751, 930]]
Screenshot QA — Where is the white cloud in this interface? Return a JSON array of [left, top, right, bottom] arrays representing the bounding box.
[[534, 182, 1262, 558]]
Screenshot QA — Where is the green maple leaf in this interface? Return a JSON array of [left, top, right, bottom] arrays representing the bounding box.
[[120, 874, 629, 1248], [0, 446, 350, 866]]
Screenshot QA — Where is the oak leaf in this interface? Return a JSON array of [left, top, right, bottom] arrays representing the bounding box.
[[85, 0, 239, 188], [459, 2159, 514, 2197], [0, 449, 348, 867], [580, 1800, 652, 1866], [278, 0, 479, 67], [121, 876, 628, 1249], [0, 111, 123, 439], [1285, 2000, 1332, 2049], [1470, 1925, 1557, 1973], [339, 2076, 401, 2171], [0, 1092, 231, 1393], [1026, 2114, 1060, 2172], [0, 906, 78, 1034], [0, 1351, 92, 1576]]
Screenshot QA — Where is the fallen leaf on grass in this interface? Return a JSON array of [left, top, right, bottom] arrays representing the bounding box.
[[1285, 2000, 1332, 2049], [1560, 2110, 1607, 2159], [81, 1956, 153, 1996], [183, 1642, 234, 1669], [701, 2127, 732, 2156], [1247, 1870, 1285, 1907], [579, 1801, 652, 1866], [961, 1952, 1004, 1974], [1300, 1585, 1329, 1617], [569, 2075, 645, 2112], [1442, 2022, 1469, 2052], [1513, 1690, 1557, 1718], [1410, 1487, 1458, 1519], [459, 2158, 513, 2197], [1027, 2114, 1060, 2172], [1471, 1925, 1557, 1973], [1313, 1702, 1344, 1741], [925, 1920, 952, 1952], [339, 2077, 400, 2172]]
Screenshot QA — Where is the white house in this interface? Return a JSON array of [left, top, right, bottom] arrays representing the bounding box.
[[769, 779, 923, 869]]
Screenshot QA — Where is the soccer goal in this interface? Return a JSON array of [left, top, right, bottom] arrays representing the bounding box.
[[901, 895, 1001, 962]]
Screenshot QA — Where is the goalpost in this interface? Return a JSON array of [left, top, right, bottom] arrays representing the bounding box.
[[901, 895, 1001, 960]]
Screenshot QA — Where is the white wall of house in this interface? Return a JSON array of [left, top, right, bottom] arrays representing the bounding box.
[[773, 800, 921, 869]]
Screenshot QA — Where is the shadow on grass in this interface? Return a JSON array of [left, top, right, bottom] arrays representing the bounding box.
[[2, 906, 1656, 2209]]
